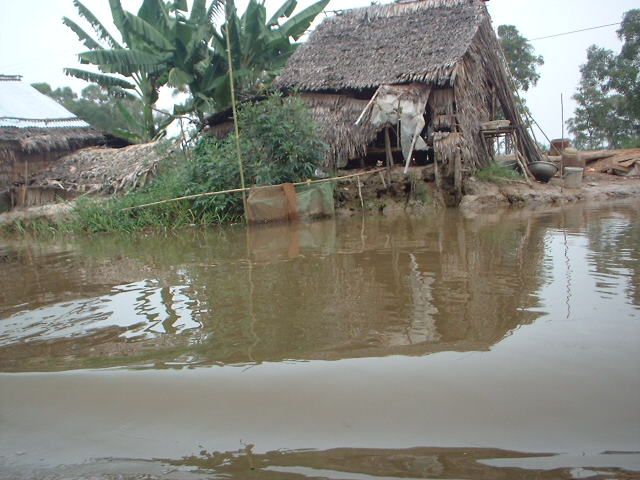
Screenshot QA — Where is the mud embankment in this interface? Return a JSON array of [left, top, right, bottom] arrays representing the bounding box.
[[1, 166, 638, 229], [461, 172, 640, 211]]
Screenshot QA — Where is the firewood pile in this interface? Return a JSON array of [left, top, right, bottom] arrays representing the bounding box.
[[583, 148, 640, 177]]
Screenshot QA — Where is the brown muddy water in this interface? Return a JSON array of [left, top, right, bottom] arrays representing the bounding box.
[[0, 200, 639, 480]]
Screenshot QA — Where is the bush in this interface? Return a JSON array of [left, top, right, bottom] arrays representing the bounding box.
[[186, 93, 326, 219]]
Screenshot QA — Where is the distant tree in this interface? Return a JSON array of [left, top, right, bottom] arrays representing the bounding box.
[[567, 47, 630, 149], [497, 24, 544, 93], [32, 82, 145, 137], [610, 9, 640, 133], [568, 9, 640, 149]]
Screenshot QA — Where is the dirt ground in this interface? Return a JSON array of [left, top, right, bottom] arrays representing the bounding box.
[[461, 171, 640, 211]]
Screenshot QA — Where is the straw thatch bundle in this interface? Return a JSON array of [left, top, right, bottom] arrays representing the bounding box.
[[24, 141, 175, 196]]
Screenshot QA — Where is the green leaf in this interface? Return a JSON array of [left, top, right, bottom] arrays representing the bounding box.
[[172, 0, 188, 12], [168, 67, 194, 87], [190, 0, 207, 22], [62, 17, 103, 51], [73, 0, 122, 48], [108, 0, 131, 45], [124, 12, 173, 51], [112, 127, 144, 142], [64, 68, 136, 89], [79, 49, 167, 68], [267, 0, 297, 27], [116, 101, 143, 130], [280, 0, 329, 40], [137, 0, 173, 36]]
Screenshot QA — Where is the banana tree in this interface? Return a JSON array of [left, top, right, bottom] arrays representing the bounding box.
[[64, 0, 225, 141], [176, 0, 329, 116]]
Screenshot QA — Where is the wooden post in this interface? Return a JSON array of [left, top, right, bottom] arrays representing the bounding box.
[[454, 149, 462, 197], [384, 126, 393, 184]]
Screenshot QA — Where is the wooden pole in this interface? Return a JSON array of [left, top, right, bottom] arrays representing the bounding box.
[[225, 21, 248, 224], [561, 93, 565, 147], [384, 126, 393, 184]]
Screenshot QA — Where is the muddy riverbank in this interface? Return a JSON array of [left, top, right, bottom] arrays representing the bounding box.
[[1, 167, 638, 230], [335, 166, 640, 214]]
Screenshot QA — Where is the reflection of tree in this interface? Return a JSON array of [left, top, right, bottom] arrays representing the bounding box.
[[0, 206, 558, 372], [581, 203, 640, 307]]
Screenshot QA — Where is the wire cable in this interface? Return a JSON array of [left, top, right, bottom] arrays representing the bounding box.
[[529, 22, 621, 41]]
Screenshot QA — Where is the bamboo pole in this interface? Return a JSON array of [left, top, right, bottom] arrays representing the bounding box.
[[121, 169, 386, 212], [225, 21, 248, 224]]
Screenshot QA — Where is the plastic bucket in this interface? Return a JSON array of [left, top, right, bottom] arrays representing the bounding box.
[[561, 147, 585, 175], [564, 167, 584, 189]]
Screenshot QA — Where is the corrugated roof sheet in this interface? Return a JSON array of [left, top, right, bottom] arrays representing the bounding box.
[[0, 76, 89, 128]]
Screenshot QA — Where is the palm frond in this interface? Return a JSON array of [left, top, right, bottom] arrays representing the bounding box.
[[79, 49, 167, 69], [62, 17, 103, 51], [64, 68, 136, 89], [267, 0, 297, 27], [207, 0, 226, 23], [280, 0, 328, 40], [124, 12, 173, 51], [73, 0, 121, 48]]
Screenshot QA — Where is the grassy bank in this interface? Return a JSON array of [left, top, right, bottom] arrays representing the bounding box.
[[1, 94, 325, 237]]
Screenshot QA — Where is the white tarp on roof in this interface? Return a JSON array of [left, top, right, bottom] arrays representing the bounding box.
[[0, 77, 89, 128]]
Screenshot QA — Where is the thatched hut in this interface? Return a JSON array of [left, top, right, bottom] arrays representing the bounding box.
[[276, 0, 540, 200], [0, 75, 112, 208], [205, 0, 542, 205]]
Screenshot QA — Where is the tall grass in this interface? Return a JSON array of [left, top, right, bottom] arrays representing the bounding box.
[[475, 162, 522, 183]]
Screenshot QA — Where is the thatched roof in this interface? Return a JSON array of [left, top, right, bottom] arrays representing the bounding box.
[[275, 0, 488, 91], [24, 141, 177, 195], [0, 75, 106, 153], [0, 126, 107, 153]]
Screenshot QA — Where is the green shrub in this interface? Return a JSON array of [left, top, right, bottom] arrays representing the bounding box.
[[186, 93, 326, 219]]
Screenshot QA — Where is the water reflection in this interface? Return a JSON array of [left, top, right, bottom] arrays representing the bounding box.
[[164, 445, 640, 480], [5, 446, 638, 479], [0, 200, 638, 372]]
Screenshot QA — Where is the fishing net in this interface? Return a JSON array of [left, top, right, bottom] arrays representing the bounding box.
[[246, 181, 335, 224]]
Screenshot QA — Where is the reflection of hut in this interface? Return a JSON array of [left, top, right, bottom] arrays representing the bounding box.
[[0, 75, 111, 210], [272, 0, 541, 204]]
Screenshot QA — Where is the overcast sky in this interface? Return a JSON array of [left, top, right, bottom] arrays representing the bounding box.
[[0, 0, 637, 141]]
